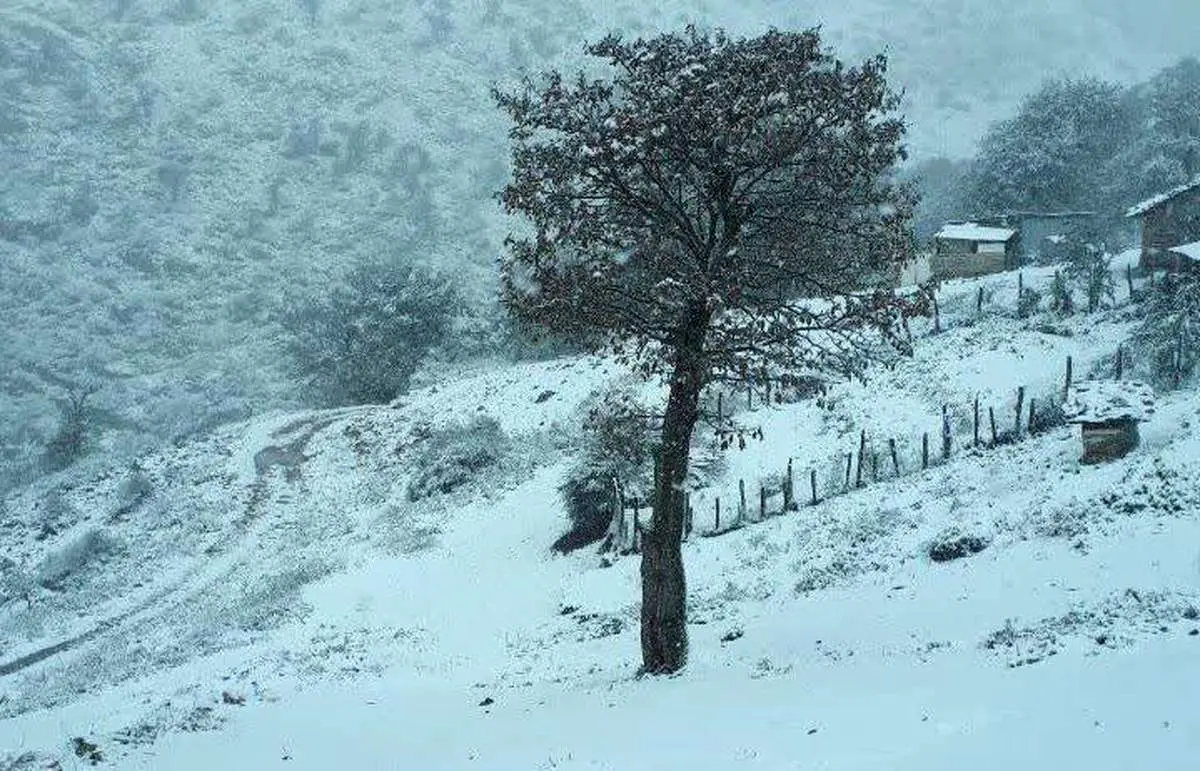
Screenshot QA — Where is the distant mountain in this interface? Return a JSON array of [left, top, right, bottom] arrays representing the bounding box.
[[1, 0, 1196, 490]]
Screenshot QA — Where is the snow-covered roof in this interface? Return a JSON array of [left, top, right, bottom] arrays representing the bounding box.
[[934, 223, 1018, 243], [1125, 176, 1200, 218], [1168, 240, 1200, 261], [1063, 380, 1156, 423]]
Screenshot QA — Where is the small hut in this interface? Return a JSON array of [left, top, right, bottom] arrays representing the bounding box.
[[931, 223, 1019, 280], [1062, 380, 1155, 464]]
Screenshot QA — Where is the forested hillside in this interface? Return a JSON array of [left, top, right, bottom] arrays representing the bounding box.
[[2, 0, 1198, 492]]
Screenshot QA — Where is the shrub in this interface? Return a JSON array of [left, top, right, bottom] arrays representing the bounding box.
[[1017, 286, 1042, 319], [1048, 270, 1074, 316], [553, 389, 652, 553], [1130, 272, 1200, 388], [110, 469, 154, 521], [407, 417, 507, 501], [928, 527, 990, 563], [1066, 251, 1116, 313], [1029, 395, 1068, 435], [35, 528, 121, 591], [282, 260, 458, 406], [42, 385, 97, 473], [0, 558, 34, 608]]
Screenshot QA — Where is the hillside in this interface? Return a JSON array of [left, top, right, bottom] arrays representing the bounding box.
[[3, 258, 1200, 769], [4, 0, 1200, 493]]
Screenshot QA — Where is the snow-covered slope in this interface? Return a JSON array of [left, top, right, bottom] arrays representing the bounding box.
[[4, 259, 1200, 769]]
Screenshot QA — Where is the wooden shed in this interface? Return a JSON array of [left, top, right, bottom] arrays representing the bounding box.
[[1125, 176, 1200, 273], [1063, 381, 1155, 465], [983, 211, 1100, 263], [930, 223, 1019, 280]]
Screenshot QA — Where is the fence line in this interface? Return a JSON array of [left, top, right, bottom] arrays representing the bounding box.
[[605, 351, 1113, 553]]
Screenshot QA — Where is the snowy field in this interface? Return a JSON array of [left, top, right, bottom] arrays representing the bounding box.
[[4, 258, 1200, 769]]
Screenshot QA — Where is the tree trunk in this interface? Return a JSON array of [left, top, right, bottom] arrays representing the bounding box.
[[640, 303, 708, 675]]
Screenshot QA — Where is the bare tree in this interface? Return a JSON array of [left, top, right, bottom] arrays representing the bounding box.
[[494, 26, 922, 674]]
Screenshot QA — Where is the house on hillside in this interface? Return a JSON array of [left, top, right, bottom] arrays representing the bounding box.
[[930, 222, 1019, 280], [1125, 176, 1200, 273], [982, 211, 1101, 263]]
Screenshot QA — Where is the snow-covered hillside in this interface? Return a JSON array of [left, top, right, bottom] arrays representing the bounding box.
[[3, 259, 1200, 769]]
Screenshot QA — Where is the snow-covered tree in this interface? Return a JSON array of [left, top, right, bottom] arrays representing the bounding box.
[[1104, 57, 1200, 209], [964, 77, 1136, 214], [495, 26, 921, 674], [1132, 272, 1200, 388], [281, 260, 458, 406]]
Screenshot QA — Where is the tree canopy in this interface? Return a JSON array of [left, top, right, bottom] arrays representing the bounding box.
[[963, 77, 1135, 215], [496, 27, 917, 393]]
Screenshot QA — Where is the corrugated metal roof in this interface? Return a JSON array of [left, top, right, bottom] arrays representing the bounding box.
[[1125, 176, 1200, 218], [934, 223, 1017, 242], [1169, 240, 1200, 261]]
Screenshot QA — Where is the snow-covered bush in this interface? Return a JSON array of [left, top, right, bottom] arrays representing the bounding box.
[[42, 385, 96, 473], [1048, 270, 1074, 315], [1017, 286, 1042, 319], [1066, 252, 1116, 313], [1130, 272, 1200, 388], [281, 260, 459, 406], [110, 469, 154, 522], [553, 389, 652, 553], [927, 527, 990, 563], [0, 557, 35, 608], [407, 417, 507, 501], [1029, 394, 1068, 435], [34, 528, 122, 591]]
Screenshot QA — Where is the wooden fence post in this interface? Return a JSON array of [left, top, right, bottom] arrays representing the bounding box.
[[810, 468, 818, 505], [1126, 263, 1135, 298], [889, 438, 899, 476], [844, 453, 852, 490], [746, 386, 752, 410], [714, 496, 721, 534], [941, 405, 951, 461], [977, 285, 984, 313], [759, 484, 767, 520], [973, 395, 980, 447], [631, 500, 640, 554], [717, 392, 724, 428], [1028, 397, 1037, 435], [783, 459, 794, 511], [1116, 345, 1124, 380], [1017, 271, 1024, 316], [1064, 356, 1073, 401], [738, 479, 747, 525], [1014, 386, 1025, 439], [922, 432, 929, 470], [989, 406, 998, 445], [856, 430, 867, 487]]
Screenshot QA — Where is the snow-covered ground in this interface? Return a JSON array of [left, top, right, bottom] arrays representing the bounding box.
[[4, 260, 1200, 770]]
